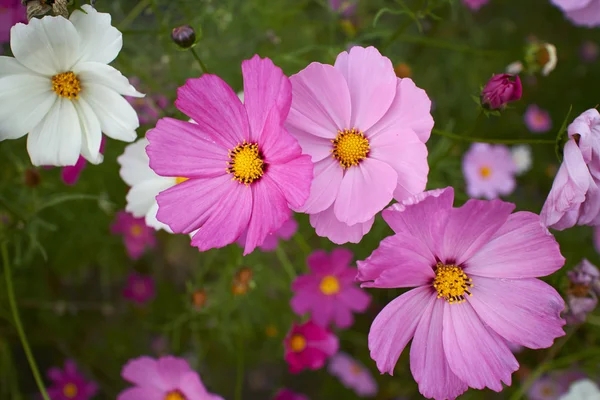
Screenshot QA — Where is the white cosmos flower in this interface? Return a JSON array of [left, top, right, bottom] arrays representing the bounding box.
[[511, 144, 532, 175], [559, 379, 600, 400], [0, 5, 143, 166]]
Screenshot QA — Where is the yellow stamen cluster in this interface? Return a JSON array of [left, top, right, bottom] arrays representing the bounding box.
[[51, 72, 81, 100], [165, 390, 186, 400], [331, 128, 370, 168], [433, 262, 473, 304], [479, 166, 492, 179], [130, 224, 143, 237], [63, 383, 78, 399], [175, 177, 189, 184], [290, 334, 307, 352], [319, 275, 340, 295], [227, 141, 265, 185]]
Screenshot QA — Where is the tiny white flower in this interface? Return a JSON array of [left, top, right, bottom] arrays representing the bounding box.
[[506, 61, 524, 74], [559, 379, 600, 400], [541, 43, 557, 76], [0, 5, 143, 166], [511, 145, 532, 175]]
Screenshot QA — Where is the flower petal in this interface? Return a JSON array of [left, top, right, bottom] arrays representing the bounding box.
[[75, 62, 143, 97], [265, 155, 314, 210], [70, 5, 122, 64], [289, 132, 333, 163], [466, 211, 565, 278], [117, 387, 163, 400], [73, 96, 103, 164], [467, 277, 565, 349], [157, 356, 191, 388], [310, 205, 374, 244], [368, 286, 435, 375], [118, 138, 158, 186], [296, 156, 342, 214], [126, 179, 174, 219], [121, 356, 165, 389], [0, 56, 38, 78]]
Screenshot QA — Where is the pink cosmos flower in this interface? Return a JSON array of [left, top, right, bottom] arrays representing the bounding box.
[[462, 143, 517, 200], [356, 187, 566, 400], [47, 359, 98, 400], [541, 109, 600, 230], [284, 320, 339, 373], [118, 355, 223, 400], [122, 272, 156, 305], [61, 136, 106, 185], [273, 389, 309, 400], [290, 248, 370, 329], [551, 0, 600, 27], [564, 259, 599, 324], [480, 74, 522, 109], [285, 46, 432, 244], [111, 211, 156, 259], [462, 0, 489, 10], [328, 352, 378, 397], [0, 0, 26, 44], [524, 104, 552, 133], [146, 55, 313, 255], [126, 77, 169, 125], [237, 215, 298, 252]]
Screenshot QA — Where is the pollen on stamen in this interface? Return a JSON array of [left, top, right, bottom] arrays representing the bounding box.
[[433, 261, 473, 304], [51, 71, 81, 100], [331, 128, 370, 169], [226, 141, 265, 185]]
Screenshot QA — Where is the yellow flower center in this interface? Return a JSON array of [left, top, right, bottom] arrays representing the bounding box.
[[51, 72, 81, 100], [331, 128, 370, 168], [290, 334, 307, 352], [319, 275, 340, 295], [227, 142, 265, 185], [175, 177, 189, 184], [63, 383, 78, 399], [479, 166, 492, 179], [130, 224, 143, 237], [433, 262, 473, 304], [165, 390, 186, 400]]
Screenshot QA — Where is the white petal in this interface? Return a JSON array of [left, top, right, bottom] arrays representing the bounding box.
[[0, 75, 56, 140], [72, 97, 103, 164], [81, 83, 139, 142], [74, 62, 144, 97], [69, 5, 122, 64], [117, 138, 160, 186], [27, 98, 82, 166], [145, 202, 173, 232], [0, 56, 40, 78], [126, 179, 174, 218], [10, 17, 80, 76]]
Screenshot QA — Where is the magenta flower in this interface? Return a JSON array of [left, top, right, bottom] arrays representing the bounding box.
[[273, 389, 309, 400], [564, 259, 599, 324], [541, 109, 600, 230], [329, 0, 358, 16], [146, 56, 312, 255], [290, 248, 370, 329], [524, 104, 552, 133], [552, 0, 600, 27], [462, 143, 517, 200], [118, 355, 223, 400], [328, 352, 378, 397], [284, 320, 339, 373], [0, 0, 26, 44], [462, 0, 489, 10], [529, 374, 564, 400], [122, 272, 156, 305], [47, 359, 98, 400], [126, 77, 169, 125], [286, 46, 432, 244], [111, 211, 156, 260], [480, 74, 522, 109], [61, 137, 106, 185], [237, 215, 298, 252], [356, 187, 565, 400]]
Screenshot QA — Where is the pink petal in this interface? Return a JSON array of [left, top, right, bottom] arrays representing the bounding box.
[[368, 286, 435, 375], [334, 158, 397, 225], [330, 247, 354, 271], [61, 156, 87, 185], [291, 132, 333, 163], [121, 356, 165, 390], [410, 300, 468, 400], [357, 232, 435, 288], [241, 55, 291, 142], [47, 367, 63, 382], [265, 154, 314, 210], [440, 199, 515, 265], [117, 387, 163, 400], [310, 205, 374, 244], [333, 46, 397, 132], [179, 372, 209, 399], [175, 75, 250, 149], [257, 234, 279, 251], [290, 287, 319, 315], [333, 303, 354, 328], [465, 212, 565, 278], [310, 298, 335, 327], [146, 118, 228, 179], [298, 157, 342, 214], [277, 218, 298, 240], [157, 356, 191, 388], [306, 250, 333, 275], [255, 102, 303, 165], [467, 277, 565, 349], [338, 285, 371, 312], [443, 302, 518, 392]]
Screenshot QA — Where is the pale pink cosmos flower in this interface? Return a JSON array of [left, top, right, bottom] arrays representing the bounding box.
[[328, 352, 378, 397], [284, 320, 339, 373], [524, 104, 552, 133], [462, 143, 517, 200], [462, 0, 489, 10], [273, 389, 309, 400], [118, 355, 223, 400], [47, 359, 98, 400], [285, 46, 432, 245], [111, 211, 156, 259], [0, 0, 26, 45], [122, 272, 156, 305], [356, 187, 565, 400], [237, 215, 298, 252], [290, 248, 370, 329], [541, 109, 600, 230], [146, 55, 313, 255], [564, 259, 599, 324], [551, 0, 600, 27]]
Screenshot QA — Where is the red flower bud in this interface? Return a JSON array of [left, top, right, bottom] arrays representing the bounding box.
[[480, 74, 522, 110]]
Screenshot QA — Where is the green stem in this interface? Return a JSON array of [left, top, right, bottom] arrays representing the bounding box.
[[2, 242, 50, 400], [275, 247, 296, 281], [432, 129, 556, 145], [189, 47, 209, 74], [235, 337, 244, 400], [117, 0, 151, 31]]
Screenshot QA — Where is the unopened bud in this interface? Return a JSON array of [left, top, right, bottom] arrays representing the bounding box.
[[235, 267, 253, 284], [480, 74, 522, 110], [171, 25, 197, 49], [394, 62, 412, 78]]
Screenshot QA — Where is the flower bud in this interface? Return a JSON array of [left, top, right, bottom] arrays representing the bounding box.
[[480, 74, 522, 110], [394, 62, 412, 78], [191, 289, 207, 310], [171, 25, 196, 49], [235, 266, 253, 284], [24, 168, 41, 187]]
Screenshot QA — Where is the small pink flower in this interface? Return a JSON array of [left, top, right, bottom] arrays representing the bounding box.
[[328, 352, 378, 397], [0, 0, 26, 44], [462, 143, 517, 199], [480, 74, 522, 109], [146, 55, 313, 255], [551, 0, 600, 27], [126, 78, 169, 125], [122, 272, 156, 305], [273, 389, 309, 400], [46, 359, 98, 400], [284, 320, 339, 374], [329, 0, 357, 16], [462, 0, 489, 10], [524, 104, 552, 133], [237, 215, 298, 252], [111, 211, 156, 260], [290, 248, 370, 329], [61, 137, 106, 185], [580, 41, 599, 63], [286, 46, 432, 244], [357, 187, 565, 400], [564, 259, 599, 324], [118, 355, 223, 400]]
